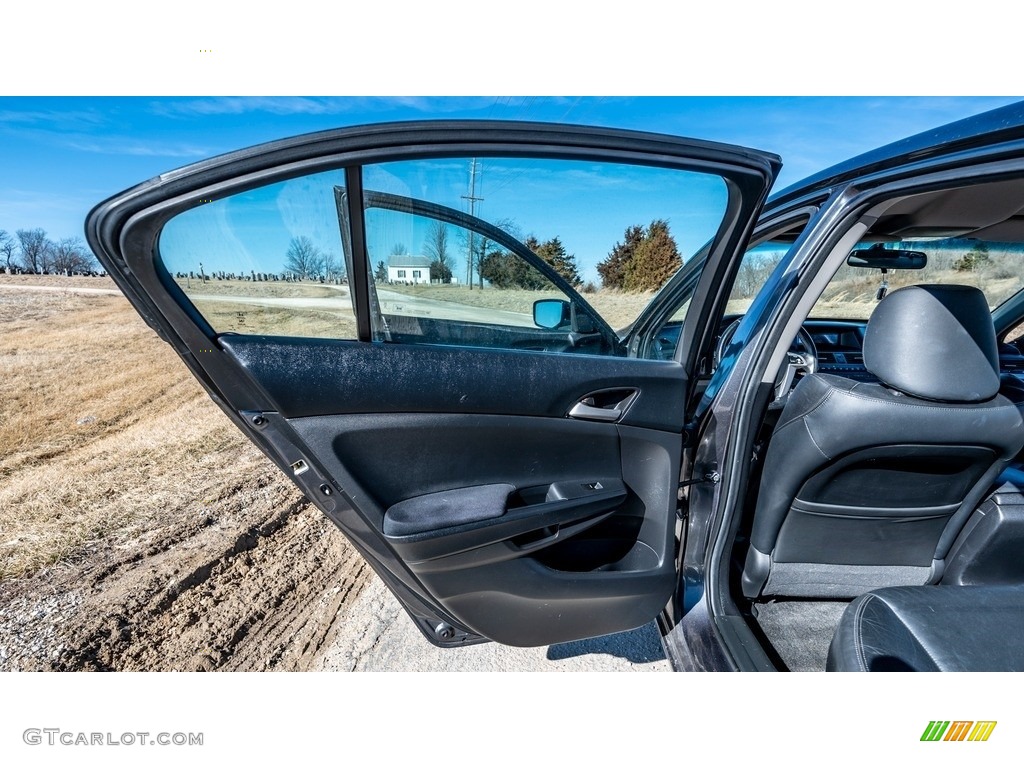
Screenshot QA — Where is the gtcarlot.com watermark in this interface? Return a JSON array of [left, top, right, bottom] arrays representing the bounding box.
[[23, 728, 203, 747]]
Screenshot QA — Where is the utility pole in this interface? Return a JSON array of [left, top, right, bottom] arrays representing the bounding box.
[[461, 158, 483, 289]]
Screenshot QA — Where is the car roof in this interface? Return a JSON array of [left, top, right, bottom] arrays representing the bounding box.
[[767, 100, 1024, 210]]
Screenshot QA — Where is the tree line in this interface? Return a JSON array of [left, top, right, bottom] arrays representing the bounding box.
[[479, 219, 683, 293], [289, 219, 687, 294], [480, 235, 581, 289], [0, 220, 688, 293], [0, 229, 102, 275]]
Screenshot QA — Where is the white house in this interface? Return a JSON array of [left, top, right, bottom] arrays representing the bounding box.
[[387, 255, 432, 284]]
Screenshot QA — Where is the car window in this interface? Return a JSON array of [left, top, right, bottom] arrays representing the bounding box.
[[157, 158, 730, 355], [724, 240, 792, 315], [644, 238, 795, 361], [160, 169, 357, 339], [360, 158, 728, 353], [811, 237, 1024, 320]]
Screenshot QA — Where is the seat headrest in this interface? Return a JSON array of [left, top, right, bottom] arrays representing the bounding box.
[[863, 284, 1000, 403]]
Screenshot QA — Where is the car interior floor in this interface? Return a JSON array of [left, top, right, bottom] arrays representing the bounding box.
[[750, 599, 851, 672]]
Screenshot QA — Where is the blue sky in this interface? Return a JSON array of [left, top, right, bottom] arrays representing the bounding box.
[[2, 96, 1021, 282]]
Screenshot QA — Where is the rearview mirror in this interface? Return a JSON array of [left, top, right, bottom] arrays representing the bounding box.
[[847, 243, 927, 270]]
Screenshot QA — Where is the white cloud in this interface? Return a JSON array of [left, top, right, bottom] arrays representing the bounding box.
[[0, 109, 107, 127], [61, 137, 213, 158], [149, 96, 498, 118]]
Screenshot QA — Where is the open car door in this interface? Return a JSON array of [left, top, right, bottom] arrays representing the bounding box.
[[86, 121, 779, 647]]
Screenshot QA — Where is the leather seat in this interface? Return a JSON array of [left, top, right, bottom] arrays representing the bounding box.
[[742, 284, 1024, 599], [827, 585, 1024, 671]]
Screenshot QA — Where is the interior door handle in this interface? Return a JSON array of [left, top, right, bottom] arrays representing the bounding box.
[[567, 389, 638, 422]]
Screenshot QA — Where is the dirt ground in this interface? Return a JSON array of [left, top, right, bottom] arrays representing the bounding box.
[[0, 484, 368, 671], [0, 276, 367, 671], [0, 276, 667, 672]]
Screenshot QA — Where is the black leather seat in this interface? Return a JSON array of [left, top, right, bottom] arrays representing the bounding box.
[[742, 284, 1024, 599], [827, 585, 1024, 671]]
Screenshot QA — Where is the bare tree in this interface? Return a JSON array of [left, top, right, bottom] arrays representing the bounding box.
[[423, 222, 453, 283], [0, 230, 15, 272], [50, 237, 98, 274], [17, 228, 53, 273], [283, 236, 325, 279], [458, 217, 519, 289], [322, 250, 346, 283]]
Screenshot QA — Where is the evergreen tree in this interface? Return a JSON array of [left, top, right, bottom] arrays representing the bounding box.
[[623, 220, 682, 291], [480, 246, 548, 289], [597, 225, 644, 290], [532, 236, 581, 286], [476, 234, 581, 290], [954, 241, 990, 272], [599, 220, 682, 292]]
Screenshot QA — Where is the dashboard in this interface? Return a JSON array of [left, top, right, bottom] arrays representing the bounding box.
[[654, 315, 1024, 389], [650, 316, 876, 379], [808, 321, 1024, 389], [653, 315, 1024, 412], [804, 320, 876, 382]]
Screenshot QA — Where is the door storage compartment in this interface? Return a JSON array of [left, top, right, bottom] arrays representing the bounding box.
[[376, 425, 679, 647], [531, 508, 660, 573]]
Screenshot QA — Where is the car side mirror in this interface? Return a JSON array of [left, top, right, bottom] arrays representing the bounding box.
[[534, 299, 571, 329]]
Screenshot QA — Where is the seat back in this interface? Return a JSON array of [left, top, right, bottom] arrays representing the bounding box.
[[741, 285, 1024, 599]]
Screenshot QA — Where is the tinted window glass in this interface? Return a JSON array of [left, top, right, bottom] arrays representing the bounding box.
[[158, 157, 730, 355]]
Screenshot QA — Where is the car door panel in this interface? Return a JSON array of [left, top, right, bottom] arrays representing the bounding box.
[[218, 336, 687, 428], [290, 413, 680, 647], [294, 413, 624, 507], [219, 337, 685, 646]]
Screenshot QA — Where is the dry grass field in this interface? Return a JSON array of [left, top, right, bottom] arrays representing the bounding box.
[[0, 277, 365, 670], [169, 277, 656, 337]]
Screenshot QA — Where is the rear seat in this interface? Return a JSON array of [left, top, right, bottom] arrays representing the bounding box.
[[826, 585, 1024, 671]]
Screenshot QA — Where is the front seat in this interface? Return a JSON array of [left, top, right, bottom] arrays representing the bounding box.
[[741, 284, 1024, 599]]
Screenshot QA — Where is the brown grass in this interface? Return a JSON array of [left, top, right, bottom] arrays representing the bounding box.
[[0, 285, 291, 580], [174, 278, 654, 336], [0, 274, 118, 291], [811, 264, 1024, 319], [188, 297, 359, 338], [174, 278, 345, 300]]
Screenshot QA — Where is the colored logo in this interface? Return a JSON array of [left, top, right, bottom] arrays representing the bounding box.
[[921, 721, 997, 742]]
